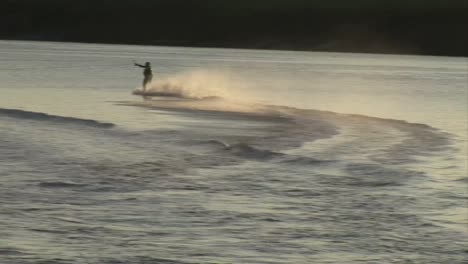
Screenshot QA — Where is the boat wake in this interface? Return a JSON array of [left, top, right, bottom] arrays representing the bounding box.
[[119, 94, 454, 168], [0, 108, 114, 128]]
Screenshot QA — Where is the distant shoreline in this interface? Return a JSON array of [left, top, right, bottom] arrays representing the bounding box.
[[2, 0, 467, 57], [2, 38, 467, 58]]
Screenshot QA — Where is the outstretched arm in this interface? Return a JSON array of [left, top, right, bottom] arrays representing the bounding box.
[[134, 63, 145, 68]]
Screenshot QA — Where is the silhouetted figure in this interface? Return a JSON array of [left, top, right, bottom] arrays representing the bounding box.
[[134, 62, 153, 91]]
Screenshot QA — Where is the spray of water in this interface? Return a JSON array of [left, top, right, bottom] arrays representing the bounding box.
[[137, 69, 254, 101], [132, 70, 271, 114]]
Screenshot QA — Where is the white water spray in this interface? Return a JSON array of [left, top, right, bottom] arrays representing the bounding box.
[[140, 70, 252, 101]]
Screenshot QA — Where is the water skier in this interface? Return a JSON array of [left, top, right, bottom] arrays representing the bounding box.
[[134, 62, 153, 92]]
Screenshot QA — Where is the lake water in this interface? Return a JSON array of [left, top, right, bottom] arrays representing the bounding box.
[[0, 40, 467, 264]]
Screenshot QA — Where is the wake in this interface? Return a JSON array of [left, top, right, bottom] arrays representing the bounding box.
[[126, 69, 455, 165], [121, 94, 453, 165], [0, 108, 115, 128]]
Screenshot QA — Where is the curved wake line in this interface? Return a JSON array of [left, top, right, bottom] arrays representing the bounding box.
[[277, 105, 436, 130], [117, 99, 293, 123], [121, 96, 454, 164], [0, 108, 115, 128]]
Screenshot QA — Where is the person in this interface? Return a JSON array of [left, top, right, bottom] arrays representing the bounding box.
[[134, 62, 153, 91]]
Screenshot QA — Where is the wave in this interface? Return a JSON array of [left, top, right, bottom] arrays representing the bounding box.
[[0, 108, 115, 128], [344, 163, 425, 187], [281, 106, 454, 164], [198, 139, 231, 149], [120, 96, 453, 164], [454, 177, 468, 183], [0, 247, 23, 256], [282, 106, 436, 131], [197, 140, 341, 165], [279, 156, 335, 166], [38, 181, 88, 188], [199, 140, 283, 160], [100, 257, 189, 264], [117, 99, 293, 123], [225, 143, 283, 160]]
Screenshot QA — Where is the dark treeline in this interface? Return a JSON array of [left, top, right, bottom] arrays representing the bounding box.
[[1, 0, 467, 56]]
